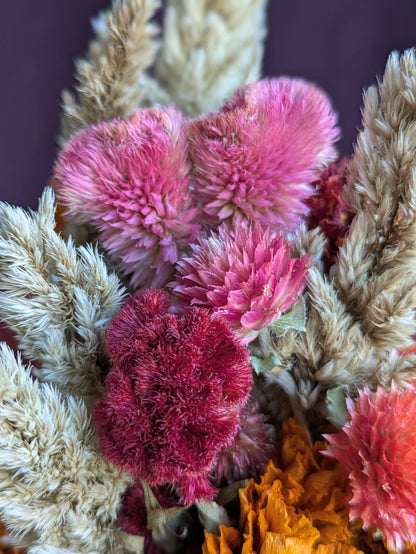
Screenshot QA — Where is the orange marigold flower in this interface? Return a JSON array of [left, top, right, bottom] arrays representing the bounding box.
[[202, 418, 385, 554], [0, 521, 25, 553]]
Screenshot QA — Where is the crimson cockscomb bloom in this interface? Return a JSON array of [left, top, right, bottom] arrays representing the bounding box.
[[171, 220, 311, 344], [94, 289, 252, 506], [188, 78, 339, 233], [307, 158, 355, 268], [324, 383, 416, 551], [54, 107, 199, 288]]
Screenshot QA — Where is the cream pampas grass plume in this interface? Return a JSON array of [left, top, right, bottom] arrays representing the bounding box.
[[0, 344, 132, 553], [0, 188, 125, 402], [156, 0, 268, 116], [60, 0, 162, 143]]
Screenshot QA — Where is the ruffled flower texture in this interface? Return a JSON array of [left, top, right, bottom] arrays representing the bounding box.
[[203, 418, 376, 554], [94, 289, 253, 506], [54, 107, 200, 288], [172, 220, 311, 344], [324, 383, 416, 552], [188, 78, 340, 234]]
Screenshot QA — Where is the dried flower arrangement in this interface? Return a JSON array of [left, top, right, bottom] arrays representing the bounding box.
[[1, 1, 416, 553]]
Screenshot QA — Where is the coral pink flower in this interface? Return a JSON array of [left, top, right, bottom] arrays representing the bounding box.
[[171, 220, 311, 344], [54, 107, 199, 288], [323, 383, 416, 551], [94, 289, 252, 506], [188, 78, 339, 233], [211, 400, 276, 487]]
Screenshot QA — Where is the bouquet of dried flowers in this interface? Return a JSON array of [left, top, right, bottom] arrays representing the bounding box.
[[1, 1, 416, 553]]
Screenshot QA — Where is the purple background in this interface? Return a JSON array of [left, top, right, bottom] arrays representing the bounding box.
[[1, 1, 416, 209]]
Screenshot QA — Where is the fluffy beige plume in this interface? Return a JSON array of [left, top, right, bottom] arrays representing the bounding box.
[[0, 188, 125, 401], [155, 0, 268, 116], [0, 344, 133, 553], [60, 0, 161, 143], [296, 51, 416, 391], [334, 48, 416, 352]]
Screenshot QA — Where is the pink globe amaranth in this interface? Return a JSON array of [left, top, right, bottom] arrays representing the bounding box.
[[94, 289, 253, 506], [323, 383, 416, 551], [188, 78, 340, 234], [54, 107, 200, 288], [210, 400, 276, 487], [171, 219, 311, 344]]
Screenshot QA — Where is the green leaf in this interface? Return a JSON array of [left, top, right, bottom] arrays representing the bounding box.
[[326, 386, 349, 428], [268, 296, 307, 336], [250, 352, 282, 375], [196, 500, 233, 535]]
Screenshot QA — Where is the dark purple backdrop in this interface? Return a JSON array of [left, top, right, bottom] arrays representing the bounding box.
[[1, 1, 416, 209]]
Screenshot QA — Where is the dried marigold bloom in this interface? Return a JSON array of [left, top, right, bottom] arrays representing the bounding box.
[[203, 418, 381, 554]]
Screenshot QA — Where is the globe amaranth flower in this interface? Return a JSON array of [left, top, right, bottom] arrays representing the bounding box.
[[54, 107, 200, 288], [171, 219, 311, 344], [188, 78, 339, 234], [324, 383, 416, 552], [210, 400, 276, 487], [94, 289, 253, 506]]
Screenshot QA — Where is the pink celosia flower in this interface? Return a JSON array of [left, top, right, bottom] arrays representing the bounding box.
[[211, 400, 276, 487], [187, 78, 339, 233], [171, 220, 311, 344], [54, 107, 200, 288], [323, 383, 416, 551], [94, 289, 253, 506]]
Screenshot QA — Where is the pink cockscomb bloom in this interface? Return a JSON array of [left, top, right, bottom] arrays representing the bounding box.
[[171, 220, 311, 344], [94, 289, 253, 506], [188, 78, 339, 233], [324, 383, 416, 551], [54, 107, 199, 288], [211, 400, 276, 487]]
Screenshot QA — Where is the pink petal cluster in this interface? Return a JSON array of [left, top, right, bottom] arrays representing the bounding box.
[[94, 289, 253, 506], [188, 78, 339, 233], [171, 220, 311, 344], [54, 107, 200, 288], [324, 383, 416, 551], [211, 400, 276, 487]]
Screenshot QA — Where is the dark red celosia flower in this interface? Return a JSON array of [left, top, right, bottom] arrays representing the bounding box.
[[307, 158, 355, 267], [118, 481, 176, 536], [94, 289, 253, 505]]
